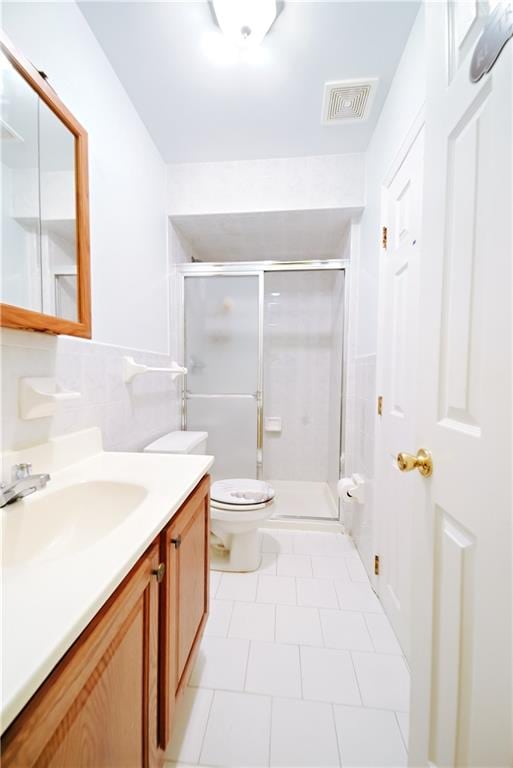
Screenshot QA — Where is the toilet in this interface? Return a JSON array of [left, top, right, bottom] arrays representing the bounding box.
[[143, 431, 275, 572]]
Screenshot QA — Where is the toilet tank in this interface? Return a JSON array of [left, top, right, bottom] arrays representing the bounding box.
[[143, 430, 208, 455]]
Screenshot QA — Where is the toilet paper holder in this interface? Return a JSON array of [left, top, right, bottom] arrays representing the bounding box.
[[338, 474, 365, 504]]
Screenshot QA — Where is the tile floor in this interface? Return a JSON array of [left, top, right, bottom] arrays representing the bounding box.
[[165, 529, 410, 768]]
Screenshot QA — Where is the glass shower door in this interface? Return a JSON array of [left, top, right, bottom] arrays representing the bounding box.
[[184, 274, 261, 479]]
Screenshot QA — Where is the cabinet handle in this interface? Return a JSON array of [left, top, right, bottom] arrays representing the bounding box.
[[171, 536, 182, 549], [152, 563, 166, 583]]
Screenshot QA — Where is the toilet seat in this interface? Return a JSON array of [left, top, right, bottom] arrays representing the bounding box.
[[211, 498, 274, 512], [211, 479, 275, 507]]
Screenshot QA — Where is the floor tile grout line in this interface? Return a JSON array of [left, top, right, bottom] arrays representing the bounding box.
[[268, 695, 274, 767], [362, 612, 378, 653], [224, 599, 236, 639], [196, 688, 216, 767], [331, 702, 344, 768], [395, 710, 410, 753], [188, 680, 410, 715], [242, 639, 252, 692], [298, 643, 304, 700], [348, 649, 364, 708]]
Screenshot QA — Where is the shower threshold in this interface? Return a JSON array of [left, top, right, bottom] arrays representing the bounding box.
[[268, 480, 338, 521]]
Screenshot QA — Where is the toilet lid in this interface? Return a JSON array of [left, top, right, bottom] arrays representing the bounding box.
[[211, 479, 275, 506]]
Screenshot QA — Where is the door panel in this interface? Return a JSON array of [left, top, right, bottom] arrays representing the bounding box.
[[184, 275, 259, 395], [184, 274, 260, 479], [377, 126, 425, 659], [186, 395, 257, 479], [409, 3, 512, 765]]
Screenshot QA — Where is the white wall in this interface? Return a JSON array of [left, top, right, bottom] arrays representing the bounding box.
[[1, 2, 175, 454], [2, 2, 168, 353], [344, 7, 426, 575], [167, 154, 365, 216]]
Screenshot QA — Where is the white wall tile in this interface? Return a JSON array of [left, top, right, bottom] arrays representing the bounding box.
[[200, 691, 271, 768], [1, 331, 181, 454], [334, 705, 407, 766]]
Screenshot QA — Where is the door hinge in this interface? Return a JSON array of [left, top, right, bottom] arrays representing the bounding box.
[[381, 226, 388, 250], [374, 554, 380, 576], [377, 395, 383, 416]]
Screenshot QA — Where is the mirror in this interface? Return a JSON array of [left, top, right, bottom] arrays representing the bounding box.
[[0, 33, 91, 337]]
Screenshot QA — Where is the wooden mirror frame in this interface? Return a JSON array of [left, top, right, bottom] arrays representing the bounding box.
[[0, 32, 91, 338]]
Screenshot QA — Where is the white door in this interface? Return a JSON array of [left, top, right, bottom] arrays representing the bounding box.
[[409, 3, 512, 766], [376, 125, 425, 660]]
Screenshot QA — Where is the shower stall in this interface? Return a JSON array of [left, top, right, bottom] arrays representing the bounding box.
[[178, 261, 346, 522]]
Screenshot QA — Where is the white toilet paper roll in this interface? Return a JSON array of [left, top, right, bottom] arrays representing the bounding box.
[[337, 477, 357, 502]]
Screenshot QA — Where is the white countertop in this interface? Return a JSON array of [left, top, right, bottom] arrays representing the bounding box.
[[1, 430, 213, 733]]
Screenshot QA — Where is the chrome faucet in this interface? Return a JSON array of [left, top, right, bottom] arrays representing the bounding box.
[[0, 463, 51, 508]]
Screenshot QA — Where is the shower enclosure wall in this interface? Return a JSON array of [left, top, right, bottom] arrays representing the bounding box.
[[179, 261, 346, 521]]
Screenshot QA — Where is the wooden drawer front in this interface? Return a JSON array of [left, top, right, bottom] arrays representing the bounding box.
[[2, 544, 160, 768]]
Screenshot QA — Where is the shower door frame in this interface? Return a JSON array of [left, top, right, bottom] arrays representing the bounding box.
[[177, 259, 349, 523]]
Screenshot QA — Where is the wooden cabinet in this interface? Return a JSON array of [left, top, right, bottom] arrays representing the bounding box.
[[159, 474, 210, 748], [1, 474, 211, 767], [1, 542, 160, 768]]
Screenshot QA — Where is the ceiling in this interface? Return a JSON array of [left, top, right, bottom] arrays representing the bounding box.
[[79, 1, 419, 164], [171, 209, 355, 261]]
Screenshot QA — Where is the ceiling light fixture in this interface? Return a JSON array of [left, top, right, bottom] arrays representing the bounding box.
[[212, 0, 278, 48]]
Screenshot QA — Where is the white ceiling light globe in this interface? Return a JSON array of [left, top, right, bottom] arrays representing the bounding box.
[[212, 0, 278, 48]]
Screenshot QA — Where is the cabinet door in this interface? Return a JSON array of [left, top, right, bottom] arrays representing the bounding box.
[[159, 475, 210, 748], [2, 544, 161, 768]]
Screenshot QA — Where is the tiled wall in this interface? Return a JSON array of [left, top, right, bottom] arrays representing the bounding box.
[[345, 353, 377, 562], [1, 329, 182, 460]]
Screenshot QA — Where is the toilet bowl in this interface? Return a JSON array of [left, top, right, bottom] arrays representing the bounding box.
[[210, 478, 275, 572], [143, 431, 275, 572]]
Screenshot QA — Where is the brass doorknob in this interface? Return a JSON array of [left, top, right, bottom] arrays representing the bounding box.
[[396, 448, 433, 477]]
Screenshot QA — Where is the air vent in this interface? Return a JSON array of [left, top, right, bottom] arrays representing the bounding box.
[[322, 79, 378, 124]]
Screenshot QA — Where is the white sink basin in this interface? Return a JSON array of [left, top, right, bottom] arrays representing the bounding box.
[[2, 480, 148, 568]]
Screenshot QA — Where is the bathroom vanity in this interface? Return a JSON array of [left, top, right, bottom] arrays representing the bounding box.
[[0, 429, 213, 767]]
